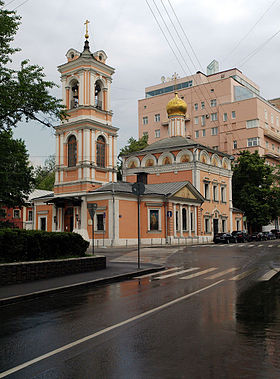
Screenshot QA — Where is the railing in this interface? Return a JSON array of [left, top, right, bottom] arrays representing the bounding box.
[[94, 100, 103, 110]]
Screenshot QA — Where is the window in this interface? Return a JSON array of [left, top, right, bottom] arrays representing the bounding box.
[[233, 140, 237, 149], [190, 212, 194, 231], [276, 117, 279, 127], [68, 135, 77, 167], [213, 146, 218, 150], [149, 209, 159, 231], [202, 129, 206, 137], [0, 208, 7, 218], [70, 81, 79, 109], [210, 99, 216, 107], [182, 208, 187, 230], [266, 141, 269, 148], [40, 217, 46, 231], [194, 116, 199, 125], [204, 182, 210, 200], [194, 103, 198, 111], [271, 114, 274, 124], [94, 80, 103, 109], [195, 131, 199, 138], [96, 135, 106, 167], [223, 113, 227, 122], [272, 144, 275, 150], [97, 214, 104, 231], [211, 127, 218, 135], [264, 109, 268, 120], [144, 105, 147, 109], [201, 115, 206, 126], [205, 218, 210, 233], [143, 116, 148, 125], [28, 210, 33, 221], [201, 101, 205, 109], [247, 137, 259, 147], [246, 119, 259, 128], [13, 209, 20, 219], [222, 219, 226, 233], [265, 122, 269, 129], [176, 211, 179, 231], [155, 114, 160, 122], [236, 219, 240, 231], [232, 111, 236, 119], [213, 184, 218, 201], [221, 187, 226, 202], [211, 113, 217, 121], [155, 129, 160, 138]]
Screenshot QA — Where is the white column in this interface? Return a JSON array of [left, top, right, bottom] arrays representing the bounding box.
[[179, 204, 183, 237], [60, 134, 64, 182], [188, 205, 191, 237], [78, 130, 82, 180], [91, 130, 95, 180], [109, 135, 113, 168], [79, 71, 84, 105], [229, 175, 233, 232], [194, 206, 197, 236], [61, 77, 67, 106], [107, 79, 111, 112], [173, 203, 176, 237], [90, 72, 95, 106]]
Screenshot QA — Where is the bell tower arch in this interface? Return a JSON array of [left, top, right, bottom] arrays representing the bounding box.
[[54, 23, 118, 195]]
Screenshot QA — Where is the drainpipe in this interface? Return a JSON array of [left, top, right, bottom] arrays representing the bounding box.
[[112, 183, 115, 246]]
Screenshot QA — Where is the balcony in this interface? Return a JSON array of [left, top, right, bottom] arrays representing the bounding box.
[[264, 129, 280, 143]]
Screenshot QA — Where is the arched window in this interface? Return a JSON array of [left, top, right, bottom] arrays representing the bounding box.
[[70, 80, 79, 109], [163, 157, 171, 165], [94, 80, 103, 110], [96, 136, 106, 167], [68, 135, 77, 167]]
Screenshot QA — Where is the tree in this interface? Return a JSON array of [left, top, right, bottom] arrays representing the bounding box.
[[0, 1, 67, 131], [117, 135, 149, 180], [33, 155, 55, 191], [0, 130, 34, 207], [232, 151, 280, 232]]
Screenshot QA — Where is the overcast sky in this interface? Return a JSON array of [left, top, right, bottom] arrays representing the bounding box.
[[7, 0, 280, 166]]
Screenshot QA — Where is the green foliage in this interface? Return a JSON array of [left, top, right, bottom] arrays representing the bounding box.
[[0, 1, 67, 131], [117, 135, 149, 180], [232, 151, 280, 230], [0, 130, 34, 207], [0, 229, 89, 263], [33, 154, 55, 191]]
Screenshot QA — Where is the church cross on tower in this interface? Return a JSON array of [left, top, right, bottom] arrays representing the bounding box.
[[84, 19, 90, 39]]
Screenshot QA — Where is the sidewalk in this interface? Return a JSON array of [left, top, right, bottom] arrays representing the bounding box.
[[0, 257, 164, 306]]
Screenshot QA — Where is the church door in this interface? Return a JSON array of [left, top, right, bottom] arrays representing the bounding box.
[[64, 207, 74, 232], [213, 219, 219, 235]]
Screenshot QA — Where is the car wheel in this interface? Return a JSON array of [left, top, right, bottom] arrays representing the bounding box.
[[226, 239, 229, 244]]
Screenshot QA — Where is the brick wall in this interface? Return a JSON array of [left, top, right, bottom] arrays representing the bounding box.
[[0, 256, 106, 285]]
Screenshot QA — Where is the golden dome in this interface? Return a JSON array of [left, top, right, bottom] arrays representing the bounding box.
[[166, 92, 187, 117]]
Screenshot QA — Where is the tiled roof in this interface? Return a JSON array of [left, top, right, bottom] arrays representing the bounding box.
[[28, 189, 54, 201], [138, 136, 197, 153]]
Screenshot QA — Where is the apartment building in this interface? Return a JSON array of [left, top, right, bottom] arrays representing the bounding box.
[[138, 67, 280, 166]]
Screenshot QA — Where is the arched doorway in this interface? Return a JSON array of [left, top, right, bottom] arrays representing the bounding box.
[[64, 207, 74, 232]]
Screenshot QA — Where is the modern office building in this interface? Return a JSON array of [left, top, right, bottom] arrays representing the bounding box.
[[138, 67, 280, 166]]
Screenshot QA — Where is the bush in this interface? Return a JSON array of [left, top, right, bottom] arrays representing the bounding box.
[[0, 229, 89, 263]]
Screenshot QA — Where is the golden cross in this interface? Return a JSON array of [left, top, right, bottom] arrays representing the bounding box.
[[84, 20, 90, 39]]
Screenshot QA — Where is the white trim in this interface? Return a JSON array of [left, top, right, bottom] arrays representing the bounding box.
[[147, 207, 162, 232]]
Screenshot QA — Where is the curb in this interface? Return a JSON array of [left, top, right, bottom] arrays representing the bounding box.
[[0, 266, 165, 306]]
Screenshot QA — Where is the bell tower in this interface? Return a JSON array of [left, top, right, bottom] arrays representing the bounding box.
[[54, 21, 118, 195]]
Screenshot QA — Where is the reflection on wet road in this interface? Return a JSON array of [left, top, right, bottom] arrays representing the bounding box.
[[1, 243, 280, 378]]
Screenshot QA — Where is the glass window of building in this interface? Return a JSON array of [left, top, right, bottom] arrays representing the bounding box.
[[182, 208, 187, 230], [195, 131, 199, 138], [276, 117, 279, 127], [97, 214, 104, 231], [211, 113, 217, 121], [233, 140, 237, 149], [210, 99, 217, 107], [194, 116, 199, 125], [223, 113, 227, 122], [266, 141, 269, 148], [155, 129, 160, 138], [155, 114, 160, 122], [28, 210, 33, 221], [13, 209, 20, 218], [143, 116, 148, 125], [202, 129, 206, 137], [232, 111, 236, 119], [205, 218, 210, 233], [96, 135, 106, 167], [264, 109, 268, 120], [204, 182, 210, 200], [201, 101, 205, 109], [194, 103, 198, 111], [221, 187, 226, 202], [68, 135, 77, 167], [213, 185, 218, 201], [211, 127, 218, 135], [246, 119, 259, 128], [272, 144, 275, 150], [247, 137, 259, 147], [222, 219, 226, 233], [201, 115, 206, 126], [149, 209, 159, 231], [271, 114, 274, 124]]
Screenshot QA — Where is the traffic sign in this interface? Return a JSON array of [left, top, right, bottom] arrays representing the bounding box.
[[87, 203, 98, 219]]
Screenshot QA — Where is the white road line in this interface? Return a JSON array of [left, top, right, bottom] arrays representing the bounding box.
[[248, 244, 255, 247], [258, 268, 280, 281], [0, 280, 224, 378], [204, 267, 238, 280], [134, 267, 182, 279], [155, 267, 200, 280], [257, 244, 263, 247], [268, 245, 273, 248], [180, 267, 217, 280], [229, 269, 257, 281]]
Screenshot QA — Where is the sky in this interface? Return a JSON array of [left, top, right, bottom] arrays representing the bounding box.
[[5, 0, 280, 166]]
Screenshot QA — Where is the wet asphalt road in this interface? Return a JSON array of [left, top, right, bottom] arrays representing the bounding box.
[[1, 241, 280, 378]]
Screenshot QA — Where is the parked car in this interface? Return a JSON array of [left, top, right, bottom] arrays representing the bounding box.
[[214, 233, 237, 244], [271, 229, 280, 239], [231, 231, 249, 243], [263, 231, 276, 240], [248, 232, 266, 242]]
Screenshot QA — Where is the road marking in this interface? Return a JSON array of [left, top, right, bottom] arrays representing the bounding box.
[[268, 245, 273, 248], [135, 267, 182, 279], [248, 244, 255, 247], [154, 267, 200, 280], [180, 267, 217, 280], [258, 268, 280, 281], [229, 269, 257, 281], [204, 267, 238, 280], [0, 280, 224, 378], [257, 244, 263, 247]]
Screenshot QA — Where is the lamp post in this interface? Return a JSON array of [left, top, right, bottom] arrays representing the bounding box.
[[132, 182, 145, 269], [87, 203, 98, 255]]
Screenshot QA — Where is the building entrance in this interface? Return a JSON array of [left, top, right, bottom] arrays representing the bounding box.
[[64, 207, 74, 232], [213, 219, 218, 234]]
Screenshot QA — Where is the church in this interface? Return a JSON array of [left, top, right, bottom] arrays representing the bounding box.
[[32, 27, 243, 247]]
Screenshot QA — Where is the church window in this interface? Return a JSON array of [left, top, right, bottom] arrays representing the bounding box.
[[96, 136, 106, 167], [149, 209, 159, 231], [68, 135, 77, 167], [94, 80, 103, 110], [70, 81, 79, 109], [163, 157, 171, 165], [182, 208, 187, 230]]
